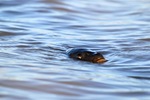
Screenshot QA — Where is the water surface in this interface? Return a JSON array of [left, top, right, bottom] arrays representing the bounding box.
[[0, 0, 150, 100]]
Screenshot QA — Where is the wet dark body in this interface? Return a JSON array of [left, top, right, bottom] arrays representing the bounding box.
[[67, 48, 107, 63]]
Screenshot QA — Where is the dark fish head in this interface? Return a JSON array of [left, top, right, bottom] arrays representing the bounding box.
[[67, 48, 107, 63]]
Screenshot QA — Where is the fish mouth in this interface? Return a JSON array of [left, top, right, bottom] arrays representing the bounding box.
[[93, 58, 107, 63]]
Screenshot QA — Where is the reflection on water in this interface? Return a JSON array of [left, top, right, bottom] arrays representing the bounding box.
[[0, 0, 150, 100]]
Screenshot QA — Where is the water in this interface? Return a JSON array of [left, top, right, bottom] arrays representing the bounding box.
[[0, 0, 150, 100]]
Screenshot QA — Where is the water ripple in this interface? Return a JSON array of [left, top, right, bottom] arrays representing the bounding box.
[[0, 0, 150, 100]]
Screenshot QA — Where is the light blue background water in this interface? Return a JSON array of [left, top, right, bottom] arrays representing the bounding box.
[[0, 0, 150, 100]]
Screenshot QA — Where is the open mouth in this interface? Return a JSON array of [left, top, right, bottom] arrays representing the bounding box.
[[94, 58, 107, 63]]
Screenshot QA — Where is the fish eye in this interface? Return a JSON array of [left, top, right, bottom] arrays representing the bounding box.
[[77, 53, 82, 59]]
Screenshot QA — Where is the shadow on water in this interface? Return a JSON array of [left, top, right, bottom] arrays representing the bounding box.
[[0, 0, 150, 100]]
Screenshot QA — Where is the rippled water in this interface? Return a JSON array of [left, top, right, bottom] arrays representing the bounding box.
[[0, 0, 150, 100]]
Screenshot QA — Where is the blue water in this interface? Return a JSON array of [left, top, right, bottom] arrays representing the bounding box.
[[0, 0, 150, 100]]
